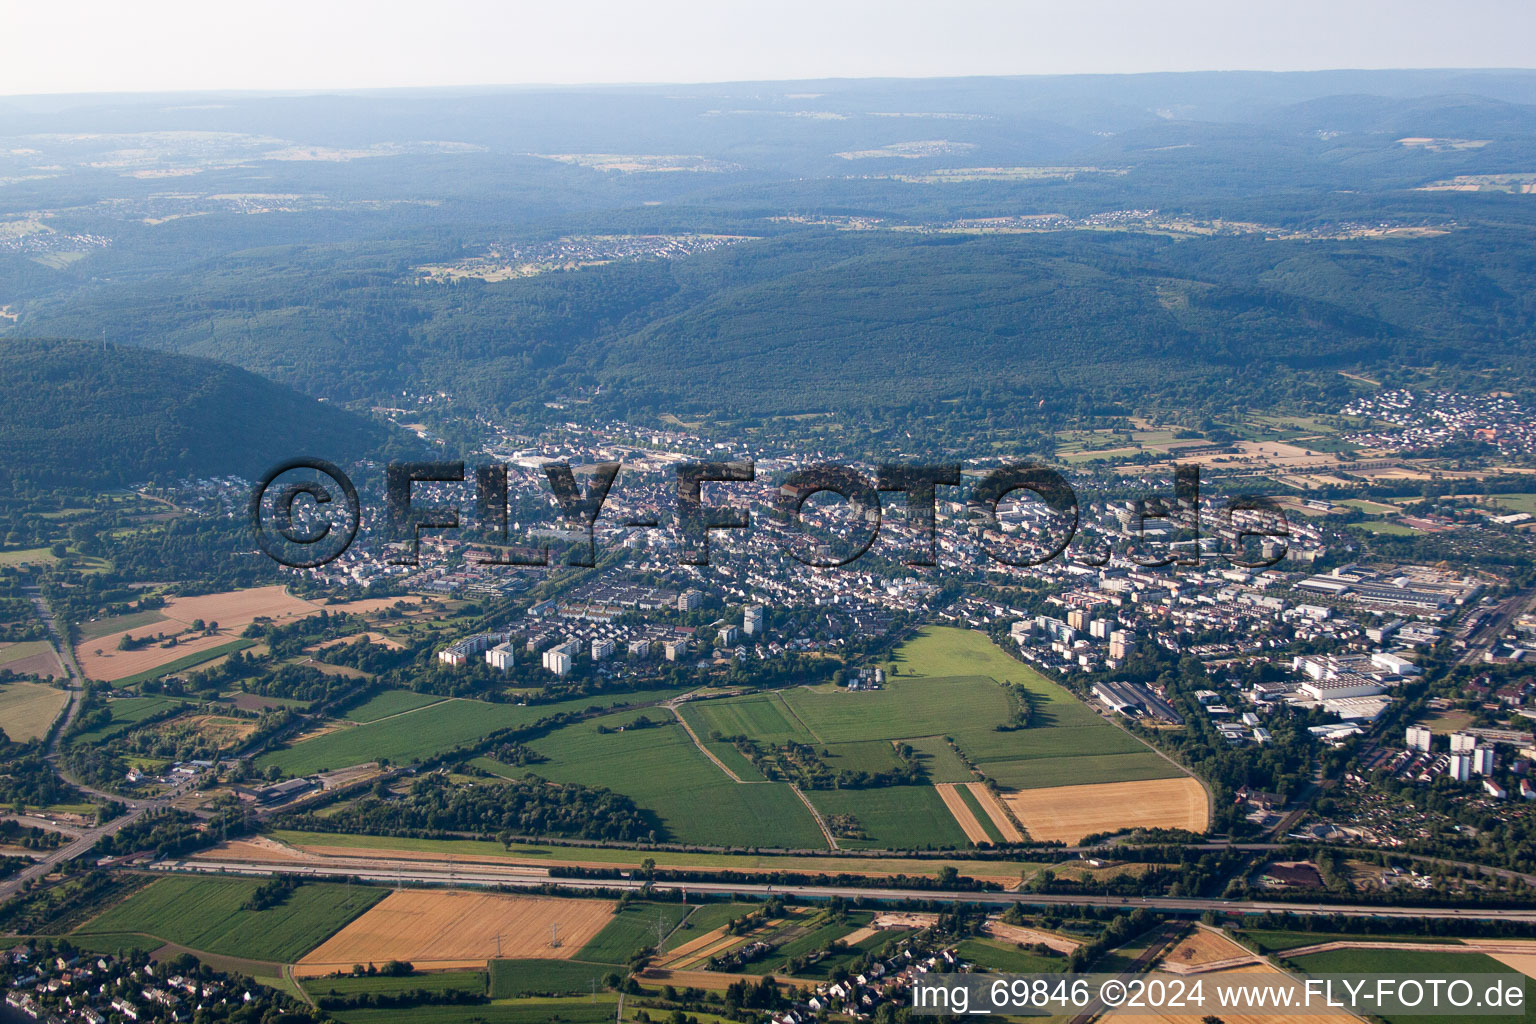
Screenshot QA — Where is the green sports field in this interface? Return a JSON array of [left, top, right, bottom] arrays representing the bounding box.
[[73, 875, 384, 962]]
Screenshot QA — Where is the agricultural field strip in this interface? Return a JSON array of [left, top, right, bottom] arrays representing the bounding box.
[[935, 783, 991, 845], [965, 783, 1026, 843]]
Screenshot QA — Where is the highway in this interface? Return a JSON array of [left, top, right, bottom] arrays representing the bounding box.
[[161, 855, 1536, 924]]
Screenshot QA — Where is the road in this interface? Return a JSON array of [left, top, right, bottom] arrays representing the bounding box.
[[0, 590, 179, 901], [162, 855, 1536, 924]]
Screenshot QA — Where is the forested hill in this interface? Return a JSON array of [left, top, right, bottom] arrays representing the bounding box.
[[0, 340, 402, 486]]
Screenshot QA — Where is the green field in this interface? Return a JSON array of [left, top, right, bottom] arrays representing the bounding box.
[[303, 970, 487, 1000], [768, 911, 871, 961], [0, 546, 58, 566], [1492, 493, 1536, 516], [574, 901, 690, 963], [510, 709, 828, 849], [981, 750, 1183, 789], [77, 608, 169, 642], [904, 735, 974, 783], [691, 629, 1181, 794], [1284, 947, 1533, 1024], [473, 628, 1189, 846], [1352, 520, 1421, 536], [488, 958, 619, 997], [73, 875, 384, 962], [343, 689, 447, 723], [68, 694, 190, 744], [259, 687, 681, 776], [680, 694, 816, 744], [806, 785, 970, 849], [112, 638, 257, 687], [957, 938, 1066, 973], [660, 903, 757, 951]]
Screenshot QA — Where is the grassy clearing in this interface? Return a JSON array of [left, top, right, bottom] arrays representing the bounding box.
[[343, 689, 446, 723], [0, 680, 68, 740], [575, 902, 689, 963], [520, 709, 827, 849], [904, 735, 974, 783], [0, 547, 58, 566], [77, 609, 168, 642], [957, 938, 1066, 973], [73, 875, 384, 962], [805, 786, 970, 849], [67, 695, 190, 744], [260, 688, 679, 776], [488, 959, 619, 997]]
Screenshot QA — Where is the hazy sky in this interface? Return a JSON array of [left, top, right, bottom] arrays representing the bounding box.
[[7, 0, 1535, 96]]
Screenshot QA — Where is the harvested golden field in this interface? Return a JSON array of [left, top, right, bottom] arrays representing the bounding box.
[[965, 782, 1024, 843], [0, 679, 69, 739], [294, 890, 614, 975], [79, 586, 319, 682], [1003, 777, 1208, 844], [1160, 926, 1254, 968], [78, 589, 426, 681]]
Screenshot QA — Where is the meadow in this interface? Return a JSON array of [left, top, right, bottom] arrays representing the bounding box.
[[805, 786, 970, 849], [68, 694, 190, 744], [259, 687, 680, 776], [73, 875, 384, 962], [343, 688, 447, 723], [574, 901, 691, 963], [488, 958, 621, 998], [302, 970, 488, 1000], [1282, 947, 1533, 1024], [687, 628, 1181, 795], [502, 708, 828, 849]]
